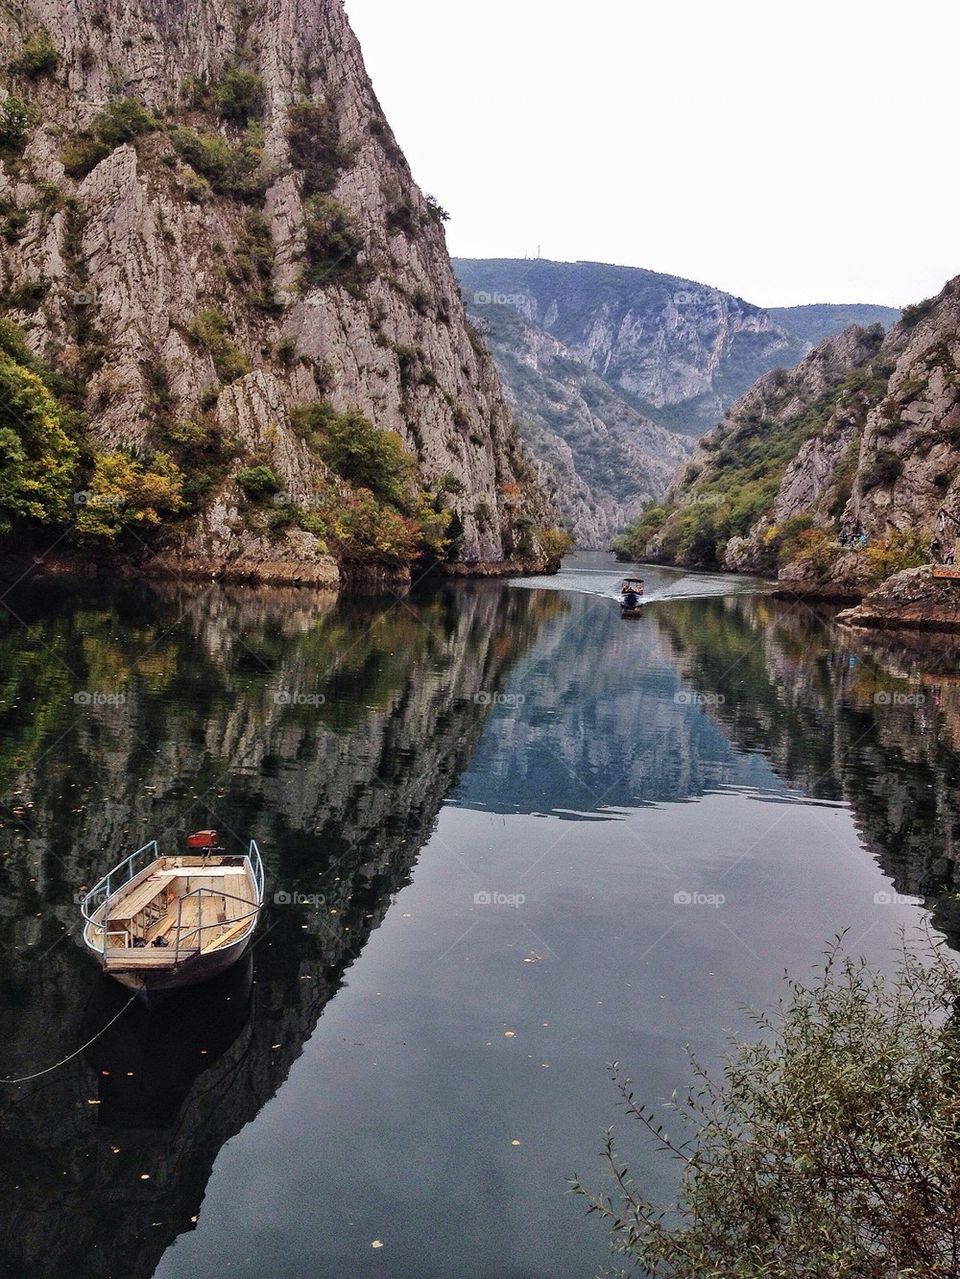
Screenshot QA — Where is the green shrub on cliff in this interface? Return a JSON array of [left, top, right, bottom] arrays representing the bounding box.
[[61, 97, 160, 177], [187, 308, 251, 383], [861, 448, 904, 491], [62, 136, 112, 178], [171, 124, 267, 199], [287, 101, 358, 197], [300, 195, 366, 290], [0, 97, 36, 157], [94, 97, 160, 146], [214, 68, 265, 125], [292, 402, 415, 508], [11, 31, 58, 78], [236, 466, 283, 501]]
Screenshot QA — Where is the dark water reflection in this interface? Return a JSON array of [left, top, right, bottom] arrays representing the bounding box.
[[0, 557, 956, 1278]]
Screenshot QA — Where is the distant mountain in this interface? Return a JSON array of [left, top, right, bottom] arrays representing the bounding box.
[[455, 260, 896, 546], [464, 300, 691, 546], [769, 304, 901, 348], [455, 259, 810, 438]]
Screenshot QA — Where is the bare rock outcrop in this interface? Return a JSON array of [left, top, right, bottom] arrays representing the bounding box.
[[838, 566, 960, 632]]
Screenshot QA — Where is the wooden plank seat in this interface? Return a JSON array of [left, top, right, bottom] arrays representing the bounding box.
[[171, 858, 246, 870], [176, 868, 248, 883], [145, 907, 180, 944], [201, 917, 254, 954], [108, 870, 180, 923]]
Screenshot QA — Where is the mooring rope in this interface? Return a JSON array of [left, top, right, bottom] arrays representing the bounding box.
[[0, 992, 138, 1085]]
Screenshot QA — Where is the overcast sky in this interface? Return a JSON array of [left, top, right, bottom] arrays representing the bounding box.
[[344, 0, 957, 308]]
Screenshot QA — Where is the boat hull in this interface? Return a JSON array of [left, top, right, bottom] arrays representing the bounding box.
[[102, 930, 257, 993]]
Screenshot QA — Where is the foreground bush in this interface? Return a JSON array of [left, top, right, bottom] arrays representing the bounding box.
[[574, 937, 960, 1278]]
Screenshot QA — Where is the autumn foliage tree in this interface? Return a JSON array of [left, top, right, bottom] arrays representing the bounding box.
[[0, 319, 78, 533]]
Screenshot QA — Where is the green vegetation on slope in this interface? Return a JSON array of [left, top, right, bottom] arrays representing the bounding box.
[[614, 358, 889, 569], [289, 402, 457, 567]]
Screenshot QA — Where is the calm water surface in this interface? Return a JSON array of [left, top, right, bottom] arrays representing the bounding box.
[[1, 552, 959, 1278]]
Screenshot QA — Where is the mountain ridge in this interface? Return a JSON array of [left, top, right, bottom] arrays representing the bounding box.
[[455, 257, 898, 546]]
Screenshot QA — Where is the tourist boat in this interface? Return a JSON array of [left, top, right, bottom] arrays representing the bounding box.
[[81, 832, 265, 994], [619, 578, 645, 617]]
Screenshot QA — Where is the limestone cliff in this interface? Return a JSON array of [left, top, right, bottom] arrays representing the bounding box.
[[0, 0, 552, 582]]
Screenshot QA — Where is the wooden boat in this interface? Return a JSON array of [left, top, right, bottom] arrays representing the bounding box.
[[81, 832, 264, 994], [619, 578, 645, 617]]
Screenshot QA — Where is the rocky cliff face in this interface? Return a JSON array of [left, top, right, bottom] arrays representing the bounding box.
[[630, 276, 960, 603], [0, 0, 550, 581]]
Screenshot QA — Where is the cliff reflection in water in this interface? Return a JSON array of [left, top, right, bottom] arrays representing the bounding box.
[[461, 589, 960, 945], [654, 596, 960, 945], [2, 576, 960, 1279], [0, 579, 561, 1279]]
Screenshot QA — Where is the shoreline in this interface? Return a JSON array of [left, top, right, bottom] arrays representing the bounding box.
[[0, 545, 559, 595]]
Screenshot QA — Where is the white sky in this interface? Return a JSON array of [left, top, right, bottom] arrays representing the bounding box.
[[344, 0, 958, 308]]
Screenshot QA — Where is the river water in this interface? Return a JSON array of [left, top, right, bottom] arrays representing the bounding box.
[[1, 552, 958, 1277]]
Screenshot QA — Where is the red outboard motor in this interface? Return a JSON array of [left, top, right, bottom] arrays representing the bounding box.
[[186, 830, 222, 855], [187, 829, 219, 849]]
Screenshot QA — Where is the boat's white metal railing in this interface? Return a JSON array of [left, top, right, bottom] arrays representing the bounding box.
[[81, 839, 265, 961], [81, 840, 160, 956], [248, 839, 265, 906]]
